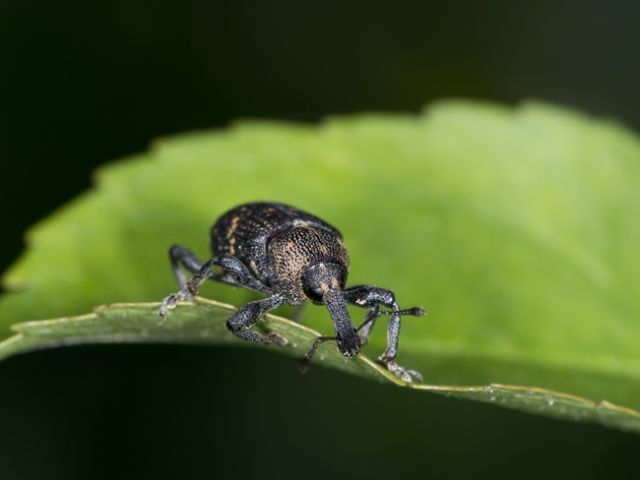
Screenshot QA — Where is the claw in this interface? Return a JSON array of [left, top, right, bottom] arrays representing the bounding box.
[[297, 357, 311, 373], [378, 357, 423, 383], [159, 294, 177, 318], [404, 368, 424, 383], [158, 289, 193, 318]]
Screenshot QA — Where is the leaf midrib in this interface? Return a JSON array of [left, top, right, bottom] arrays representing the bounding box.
[[399, 342, 640, 381]]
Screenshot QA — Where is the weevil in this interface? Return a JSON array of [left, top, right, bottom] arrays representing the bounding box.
[[159, 202, 425, 382]]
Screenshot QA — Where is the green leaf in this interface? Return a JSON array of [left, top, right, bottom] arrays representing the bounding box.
[[1, 299, 639, 433], [2, 100, 640, 430]]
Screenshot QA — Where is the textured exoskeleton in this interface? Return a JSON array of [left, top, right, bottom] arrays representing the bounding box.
[[159, 202, 424, 382]]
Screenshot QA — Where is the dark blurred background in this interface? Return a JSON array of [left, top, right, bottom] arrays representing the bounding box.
[[1, 1, 639, 478]]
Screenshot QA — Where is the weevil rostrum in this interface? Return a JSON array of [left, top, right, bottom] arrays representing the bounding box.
[[159, 202, 425, 382]]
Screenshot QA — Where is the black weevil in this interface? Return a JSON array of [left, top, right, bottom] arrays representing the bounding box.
[[159, 202, 424, 382]]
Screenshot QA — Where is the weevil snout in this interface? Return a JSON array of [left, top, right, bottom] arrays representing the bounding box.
[[319, 280, 362, 358]]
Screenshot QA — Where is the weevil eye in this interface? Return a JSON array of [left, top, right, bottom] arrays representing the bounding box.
[[302, 280, 323, 302]]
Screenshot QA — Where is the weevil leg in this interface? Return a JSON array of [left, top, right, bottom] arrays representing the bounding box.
[[160, 247, 271, 317], [344, 285, 425, 343], [214, 253, 272, 294], [169, 245, 204, 289], [168, 244, 270, 293], [159, 256, 218, 317], [344, 285, 425, 383], [354, 305, 425, 345], [226, 295, 287, 346], [297, 334, 336, 371], [354, 305, 380, 345]]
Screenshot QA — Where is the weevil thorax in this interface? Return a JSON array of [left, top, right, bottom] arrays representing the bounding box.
[[267, 225, 349, 304]]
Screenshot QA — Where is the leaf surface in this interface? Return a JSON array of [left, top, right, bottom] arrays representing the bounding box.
[[1, 299, 639, 432], [2, 100, 640, 430]]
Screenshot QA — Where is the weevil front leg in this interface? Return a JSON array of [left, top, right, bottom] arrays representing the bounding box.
[[160, 246, 271, 317], [355, 305, 380, 345], [344, 285, 425, 383], [226, 295, 288, 347], [168, 244, 271, 293], [168, 244, 204, 290], [354, 305, 424, 345]]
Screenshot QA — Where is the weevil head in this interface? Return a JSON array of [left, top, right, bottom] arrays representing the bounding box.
[[302, 263, 360, 357], [301, 262, 346, 302]]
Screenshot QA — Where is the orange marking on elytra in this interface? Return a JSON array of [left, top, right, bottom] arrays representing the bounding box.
[[226, 216, 240, 239]]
